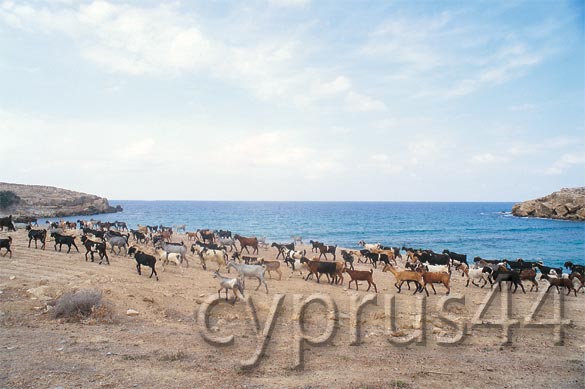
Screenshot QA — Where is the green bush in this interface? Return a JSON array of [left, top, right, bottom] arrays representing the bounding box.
[[0, 191, 20, 209]]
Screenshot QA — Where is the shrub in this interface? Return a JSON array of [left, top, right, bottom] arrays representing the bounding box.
[[0, 191, 20, 209], [52, 289, 113, 322]]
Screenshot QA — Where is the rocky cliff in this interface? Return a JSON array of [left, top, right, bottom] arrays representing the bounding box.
[[512, 187, 585, 221], [0, 182, 122, 218]]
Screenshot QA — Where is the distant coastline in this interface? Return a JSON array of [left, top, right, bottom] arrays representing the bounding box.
[[0, 182, 122, 218]]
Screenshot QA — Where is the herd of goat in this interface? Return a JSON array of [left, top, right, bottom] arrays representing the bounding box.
[[0, 214, 584, 303]]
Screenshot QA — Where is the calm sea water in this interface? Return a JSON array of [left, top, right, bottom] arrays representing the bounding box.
[[47, 201, 584, 267]]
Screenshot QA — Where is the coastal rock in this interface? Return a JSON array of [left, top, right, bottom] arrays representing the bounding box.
[[0, 182, 122, 218], [512, 187, 585, 221]]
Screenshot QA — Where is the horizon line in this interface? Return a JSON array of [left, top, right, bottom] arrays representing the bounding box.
[[109, 199, 520, 203]]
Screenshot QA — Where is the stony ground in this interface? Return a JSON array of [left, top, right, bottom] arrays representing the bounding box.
[[1, 228, 584, 389]]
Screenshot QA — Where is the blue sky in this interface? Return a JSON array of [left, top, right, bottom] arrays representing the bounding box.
[[0, 0, 583, 201]]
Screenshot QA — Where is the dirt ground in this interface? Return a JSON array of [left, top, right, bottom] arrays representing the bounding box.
[[1, 228, 584, 389]]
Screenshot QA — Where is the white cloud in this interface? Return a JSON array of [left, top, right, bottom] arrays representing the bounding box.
[[471, 152, 505, 164], [313, 76, 352, 96], [118, 138, 156, 159], [0, 1, 390, 113], [362, 12, 452, 72], [345, 91, 386, 112], [212, 131, 343, 180], [506, 137, 576, 156], [267, 0, 311, 7], [543, 153, 585, 175], [444, 45, 542, 97], [362, 10, 547, 99]]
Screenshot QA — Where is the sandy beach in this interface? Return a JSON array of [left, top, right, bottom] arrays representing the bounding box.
[[1, 228, 584, 389]]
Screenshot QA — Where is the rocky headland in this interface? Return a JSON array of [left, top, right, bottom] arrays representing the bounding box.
[[512, 187, 585, 221], [0, 182, 122, 218]]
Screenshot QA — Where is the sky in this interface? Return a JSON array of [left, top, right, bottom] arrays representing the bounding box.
[[0, 0, 583, 201]]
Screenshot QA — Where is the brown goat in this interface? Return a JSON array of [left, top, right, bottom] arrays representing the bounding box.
[[186, 231, 198, 241], [519, 268, 538, 292], [343, 268, 377, 293], [418, 271, 451, 296], [541, 274, 577, 296], [259, 259, 282, 280], [234, 234, 259, 255], [370, 248, 397, 265], [382, 264, 422, 295], [161, 230, 172, 242]]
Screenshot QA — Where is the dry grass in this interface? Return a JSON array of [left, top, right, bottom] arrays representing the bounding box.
[[157, 350, 188, 362]]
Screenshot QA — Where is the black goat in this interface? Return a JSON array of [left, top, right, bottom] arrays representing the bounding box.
[[491, 269, 526, 294], [340, 250, 355, 270], [82, 227, 105, 240], [128, 247, 158, 281], [81, 235, 109, 265], [317, 244, 337, 261], [271, 242, 294, 259], [363, 251, 390, 268], [0, 215, 16, 232], [503, 258, 535, 271], [27, 227, 47, 249], [130, 229, 148, 243], [304, 260, 339, 284], [50, 232, 79, 253], [443, 249, 467, 264], [0, 236, 12, 258], [473, 256, 501, 265], [309, 240, 323, 253], [564, 261, 585, 276], [533, 263, 562, 277], [217, 229, 232, 238], [417, 251, 450, 266]]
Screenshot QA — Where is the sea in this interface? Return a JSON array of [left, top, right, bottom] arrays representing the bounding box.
[[44, 201, 585, 267]]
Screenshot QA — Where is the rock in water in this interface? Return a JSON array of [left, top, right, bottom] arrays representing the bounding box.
[[512, 187, 585, 221]]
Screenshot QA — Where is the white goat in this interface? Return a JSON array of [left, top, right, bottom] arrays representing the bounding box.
[[422, 264, 450, 273], [286, 256, 312, 278], [213, 271, 245, 303], [546, 272, 570, 279], [284, 248, 305, 260], [463, 266, 492, 288], [157, 241, 188, 267], [217, 237, 237, 252], [226, 260, 268, 293], [358, 240, 381, 251], [154, 248, 183, 272], [257, 236, 269, 248], [198, 247, 228, 271], [291, 235, 303, 245]]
